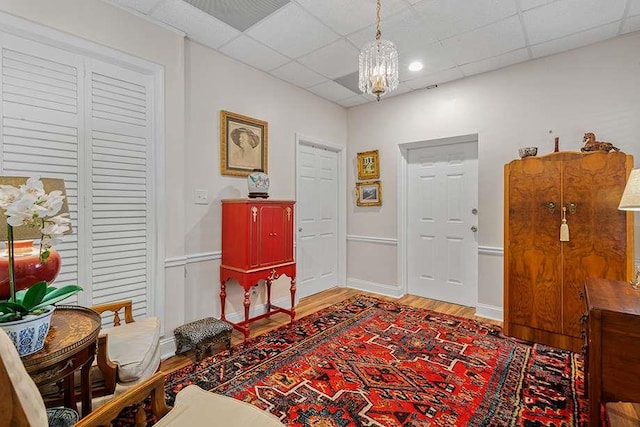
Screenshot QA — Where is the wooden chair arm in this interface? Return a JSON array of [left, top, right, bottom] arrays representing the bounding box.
[[94, 334, 117, 395], [91, 300, 135, 325], [75, 371, 171, 427]]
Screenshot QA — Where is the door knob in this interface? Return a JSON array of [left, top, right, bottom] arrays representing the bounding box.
[[471, 208, 478, 215], [471, 225, 478, 232]]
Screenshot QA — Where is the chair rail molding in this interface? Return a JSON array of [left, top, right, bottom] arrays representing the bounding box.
[[478, 246, 504, 256], [347, 235, 398, 246]]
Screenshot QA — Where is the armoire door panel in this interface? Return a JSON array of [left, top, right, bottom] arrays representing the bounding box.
[[561, 152, 630, 337], [507, 158, 562, 333]]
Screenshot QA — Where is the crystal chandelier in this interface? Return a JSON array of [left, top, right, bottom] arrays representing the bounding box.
[[358, 0, 399, 101]]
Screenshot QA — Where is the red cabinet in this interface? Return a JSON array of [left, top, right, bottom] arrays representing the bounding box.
[[220, 199, 296, 339]]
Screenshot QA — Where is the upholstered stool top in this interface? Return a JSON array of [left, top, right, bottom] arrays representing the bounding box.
[[174, 317, 233, 361]]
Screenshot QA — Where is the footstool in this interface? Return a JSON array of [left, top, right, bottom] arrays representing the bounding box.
[[174, 317, 233, 361]]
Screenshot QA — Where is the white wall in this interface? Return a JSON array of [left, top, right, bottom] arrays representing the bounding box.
[[0, 0, 189, 343], [347, 32, 640, 316], [183, 41, 347, 323], [0, 1, 349, 347]]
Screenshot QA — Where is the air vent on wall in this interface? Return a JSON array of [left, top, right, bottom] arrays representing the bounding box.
[[183, 0, 290, 31]]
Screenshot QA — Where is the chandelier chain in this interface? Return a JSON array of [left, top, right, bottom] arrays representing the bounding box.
[[375, 0, 381, 40]]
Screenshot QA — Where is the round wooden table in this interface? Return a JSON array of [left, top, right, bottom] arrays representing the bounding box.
[[21, 305, 101, 417]]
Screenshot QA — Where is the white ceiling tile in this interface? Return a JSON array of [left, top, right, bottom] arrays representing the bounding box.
[[105, 0, 163, 14], [441, 16, 526, 65], [298, 39, 359, 79], [399, 42, 457, 81], [246, 3, 340, 58], [219, 35, 290, 72], [523, 0, 627, 44], [152, 0, 239, 48], [460, 48, 530, 76], [404, 67, 464, 90], [531, 22, 620, 58], [348, 8, 438, 52], [307, 80, 358, 101], [382, 82, 415, 98], [270, 61, 327, 88], [413, 0, 517, 40], [336, 95, 370, 107], [296, 0, 409, 36], [622, 15, 640, 34], [520, 0, 556, 11]]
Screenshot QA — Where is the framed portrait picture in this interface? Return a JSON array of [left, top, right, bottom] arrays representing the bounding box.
[[357, 150, 379, 180], [356, 180, 382, 206], [220, 110, 268, 177]]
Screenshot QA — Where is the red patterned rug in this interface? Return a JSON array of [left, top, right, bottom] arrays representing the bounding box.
[[161, 295, 590, 426]]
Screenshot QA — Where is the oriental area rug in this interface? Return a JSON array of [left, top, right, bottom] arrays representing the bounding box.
[[154, 296, 592, 426]]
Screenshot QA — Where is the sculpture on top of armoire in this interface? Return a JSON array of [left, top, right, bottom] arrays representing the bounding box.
[[504, 151, 634, 352]]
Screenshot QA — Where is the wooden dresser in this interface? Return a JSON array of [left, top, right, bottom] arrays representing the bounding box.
[[584, 277, 640, 426], [220, 199, 296, 339]]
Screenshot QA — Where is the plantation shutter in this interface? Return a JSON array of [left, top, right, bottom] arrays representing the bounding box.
[[0, 33, 154, 318], [0, 34, 81, 304], [88, 59, 151, 319]]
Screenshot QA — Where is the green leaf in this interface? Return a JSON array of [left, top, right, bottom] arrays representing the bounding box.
[[45, 286, 58, 295], [22, 281, 48, 310], [32, 285, 82, 311], [0, 301, 28, 314], [14, 289, 28, 304], [0, 312, 21, 322]]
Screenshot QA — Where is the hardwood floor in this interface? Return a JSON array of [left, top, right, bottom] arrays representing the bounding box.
[[160, 287, 638, 426]]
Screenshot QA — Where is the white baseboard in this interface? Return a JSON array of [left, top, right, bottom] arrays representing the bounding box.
[[475, 303, 503, 322], [346, 278, 404, 298], [160, 336, 177, 360]]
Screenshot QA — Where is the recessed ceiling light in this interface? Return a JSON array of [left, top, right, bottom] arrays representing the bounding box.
[[408, 61, 423, 72]]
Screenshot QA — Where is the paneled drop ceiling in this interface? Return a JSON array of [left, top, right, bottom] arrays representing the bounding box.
[[103, 0, 640, 107]]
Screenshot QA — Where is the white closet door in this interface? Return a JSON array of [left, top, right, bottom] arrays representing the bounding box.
[[0, 33, 82, 303], [87, 59, 152, 319], [0, 33, 155, 318]]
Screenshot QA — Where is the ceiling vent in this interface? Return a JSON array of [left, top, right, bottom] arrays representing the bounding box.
[[333, 72, 360, 95], [184, 0, 290, 31]]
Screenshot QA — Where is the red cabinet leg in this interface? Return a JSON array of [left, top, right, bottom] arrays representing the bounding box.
[[220, 280, 227, 321], [289, 276, 296, 323], [243, 289, 251, 340]]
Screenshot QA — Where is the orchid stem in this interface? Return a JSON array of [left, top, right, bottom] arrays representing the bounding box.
[[7, 224, 15, 303]]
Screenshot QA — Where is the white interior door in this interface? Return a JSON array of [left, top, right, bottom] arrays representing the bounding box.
[[297, 143, 339, 298], [407, 141, 478, 306]]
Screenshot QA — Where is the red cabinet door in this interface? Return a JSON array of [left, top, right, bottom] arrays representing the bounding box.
[[256, 204, 293, 267], [223, 199, 294, 271]]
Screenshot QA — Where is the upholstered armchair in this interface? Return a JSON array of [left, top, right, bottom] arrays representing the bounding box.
[[0, 328, 284, 427], [90, 300, 161, 402]]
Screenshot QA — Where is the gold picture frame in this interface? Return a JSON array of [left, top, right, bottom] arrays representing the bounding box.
[[357, 150, 379, 180], [220, 110, 268, 177], [356, 180, 382, 206]]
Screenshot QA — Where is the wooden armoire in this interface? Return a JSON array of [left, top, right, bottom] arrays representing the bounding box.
[[504, 151, 634, 352]]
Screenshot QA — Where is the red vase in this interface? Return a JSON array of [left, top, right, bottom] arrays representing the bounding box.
[[0, 240, 61, 298]]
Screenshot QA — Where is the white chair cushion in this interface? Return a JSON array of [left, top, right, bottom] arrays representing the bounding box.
[[0, 328, 48, 427], [103, 316, 160, 383], [154, 385, 284, 426]]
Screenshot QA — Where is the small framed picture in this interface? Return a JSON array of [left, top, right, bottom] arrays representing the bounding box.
[[357, 150, 379, 180], [220, 110, 268, 177], [356, 180, 382, 206]]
